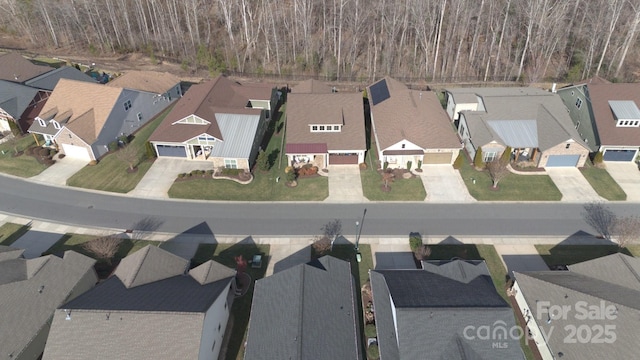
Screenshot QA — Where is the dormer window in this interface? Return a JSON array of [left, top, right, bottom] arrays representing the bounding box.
[[38, 118, 45, 127], [310, 124, 341, 132], [52, 120, 61, 130], [609, 100, 640, 128]]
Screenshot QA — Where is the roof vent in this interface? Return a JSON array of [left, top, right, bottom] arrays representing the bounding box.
[[64, 309, 71, 321], [38, 285, 45, 293]]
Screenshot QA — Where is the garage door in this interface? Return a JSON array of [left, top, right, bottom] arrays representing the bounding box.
[[603, 149, 636, 162], [329, 154, 359, 164], [156, 144, 187, 158], [424, 152, 453, 164], [61, 143, 91, 161], [546, 154, 580, 167]]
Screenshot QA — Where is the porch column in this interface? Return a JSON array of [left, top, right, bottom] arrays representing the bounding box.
[[32, 133, 40, 146]]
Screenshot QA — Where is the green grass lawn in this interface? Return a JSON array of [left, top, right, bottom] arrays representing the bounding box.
[[580, 164, 627, 201], [360, 140, 426, 201], [0, 134, 48, 177], [424, 244, 535, 359], [168, 108, 329, 201], [458, 154, 562, 201], [535, 244, 640, 267], [191, 242, 270, 360], [66, 106, 173, 193], [0, 222, 31, 246]]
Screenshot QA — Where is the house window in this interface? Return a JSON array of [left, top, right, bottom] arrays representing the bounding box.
[[137, 113, 143, 121], [483, 151, 497, 162], [224, 159, 237, 169], [167, 93, 172, 101], [333, 125, 340, 131], [52, 121, 60, 129], [319, 125, 325, 131], [386, 156, 397, 164], [38, 118, 46, 127], [565, 144, 571, 149], [575, 98, 582, 109], [312, 125, 318, 131], [123, 100, 132, 111], [575, 121, 580, 129], [401, 144, 406, 149]]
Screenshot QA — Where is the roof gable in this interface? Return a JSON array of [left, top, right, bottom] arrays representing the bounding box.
[[189, 259, 236, 285], [0, 80, 41, 118], [173, 114, 211, 125], [114, 245, 189, 289]]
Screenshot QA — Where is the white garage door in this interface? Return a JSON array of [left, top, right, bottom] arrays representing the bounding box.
[[62, 143, 92, 161]]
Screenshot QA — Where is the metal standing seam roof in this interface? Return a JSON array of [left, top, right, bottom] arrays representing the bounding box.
[[487, 119, 538, 148], [24, 66, 97, 91], [207, 113, 260, 158], [0, 80, 41, 118], [608, 100, 640, 120]]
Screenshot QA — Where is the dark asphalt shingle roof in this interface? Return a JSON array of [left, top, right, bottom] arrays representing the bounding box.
[[0, 80, 41, 118], [371, 261, 522, 360], [244, 256, 362, 360], [0, 52, 53, 83], [24, 66, 97, 91]]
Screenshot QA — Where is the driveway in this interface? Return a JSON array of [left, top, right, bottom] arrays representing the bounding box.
[[29, 156, 88, 186], [325, 165, 367, 203], [128, 158, 212, 198], [371, 243, 416, 269], [419, 166, 474, 202], [11, 230, 63, 258], [494, 244, 549, 277], [605, 162, 640, 201], [546, 167, 603, 202]]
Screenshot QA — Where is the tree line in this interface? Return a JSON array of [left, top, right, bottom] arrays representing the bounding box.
[[1, 0, 639, 82]]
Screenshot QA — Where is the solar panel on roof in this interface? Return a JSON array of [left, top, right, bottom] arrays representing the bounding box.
[[369, 79, 390, 105]]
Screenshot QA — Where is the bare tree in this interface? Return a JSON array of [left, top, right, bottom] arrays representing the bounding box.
[[414, 245, 432, 261], [82, 235, 123, 264], [322, 219, 342, 250], [583, 202, 616, 240], [116, 144, 140, 171], [612, 215, 640, 248], [486, 159, 509, 189], [312, 235, 332, 255], [382, 171, 394, 190]]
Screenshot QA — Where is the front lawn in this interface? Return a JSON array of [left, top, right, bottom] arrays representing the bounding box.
[[0, 222, 30, 246], [580, 164, 627, 201], [191, 242, 270, 360], [168, 108, 329, 201], [0, 135, 48, 177], [66, 106, 173, 193], [535, 244, 640, 267], [458, 154, 562, 201], [360, 140, 426, 201]]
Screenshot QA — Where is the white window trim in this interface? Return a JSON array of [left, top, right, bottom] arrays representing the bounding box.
[[52, 120, 61, 130], [310, 124, 342, 132], [483, 151, 498, 162], [224, 158, 238, 169]]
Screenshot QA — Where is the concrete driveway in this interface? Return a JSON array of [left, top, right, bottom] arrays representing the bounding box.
[[129, 158, 212, 198], [494, 244, 549, 277], [29, 156, 88, 186], [371, 243, 416, 269], [546, 167, 603, 202], [11, 230, 63, 258], [325, 165, 367, 203], [419, 166, 474, 202], [605, 162, 640, 201]]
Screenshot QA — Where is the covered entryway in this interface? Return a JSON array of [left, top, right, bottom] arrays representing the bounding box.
[[423, 152, 453, 164], [546, 154, 580, 167], [156, 144, 187, 158], [61, 143, 91, 161], [329, 153, 359, 164], [603, 149, 637, 162]]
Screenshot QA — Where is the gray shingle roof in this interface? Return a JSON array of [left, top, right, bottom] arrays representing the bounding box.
[[0, 80, 41, 118], [451, 87, 588, 151], [0, 251, 97, 359], [114, 245, 189, 289], [0, 245, 24, 262], [514, 253, 640, 360], [245, 256, 362, 360], [371, 261, 522, 360], [42, 247, 235, 359], [0, 52, 53, 83], [24, 66, 97, 91]]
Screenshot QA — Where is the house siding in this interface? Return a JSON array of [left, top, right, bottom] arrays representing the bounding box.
[[212, 157, 249, 170], [537, 141, 589, 168], [557, 85, 599, 152], [198, 279, 233, 360], [446, 92, 478, 121], [56, 127, 95, 160], [512, 281, 554, 360]]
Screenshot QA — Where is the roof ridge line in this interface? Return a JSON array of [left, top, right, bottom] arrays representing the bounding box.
[[128, 246, 151, 287], [619, 254, 640, 285], [296, 264, 305, 357]]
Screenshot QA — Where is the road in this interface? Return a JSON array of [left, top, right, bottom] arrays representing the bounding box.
[[2, 174, 639, 237]]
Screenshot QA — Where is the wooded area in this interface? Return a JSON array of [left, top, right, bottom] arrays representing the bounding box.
[[1, 0, 639, 82]]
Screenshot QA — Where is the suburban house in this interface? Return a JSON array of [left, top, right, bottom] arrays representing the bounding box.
[[446, 87, 590, 167], [0, 80, 50, 133], [370, 260, 523, 360], [106, 70, 182, 101], [24, 66, 97, 91], [42, 245, 237, 360], [27, 78, 175, 161], [367, 77, 461, 168], [557, 79, 640, 162], [511, 253, 640, 360], [0, 52, 53, 84], [148, 75, 279, 170], [285, 80, 366, 167], [0, 248, 97, 360], [244, 256, 362, 360]]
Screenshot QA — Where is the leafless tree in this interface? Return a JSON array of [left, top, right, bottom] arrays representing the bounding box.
[[487, 159, 509, 189], [414, 245, 432, 261], [382, 171, 394, 190], [612, 215, 640, 248], [312, 235, 331, 255], [82, 235, 123, 264], [116, 144, 139, 171], [583, 202, 616, 240]]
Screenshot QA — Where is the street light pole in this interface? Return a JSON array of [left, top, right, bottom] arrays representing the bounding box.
[[355, 221, 360, 251], [355, 209, 367, 262]]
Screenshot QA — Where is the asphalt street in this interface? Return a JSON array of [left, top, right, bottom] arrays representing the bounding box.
[[2, 174, 639, 237]]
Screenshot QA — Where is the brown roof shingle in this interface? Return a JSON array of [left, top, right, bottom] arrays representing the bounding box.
[[149, 75, 273, 143], [291, 79, 333, 94], [368, 77, 461, 151], [106, 70, 180, 93], [0, 52, 53, 83], [587, 83, 640, 146], [286, 92, 366, 152]]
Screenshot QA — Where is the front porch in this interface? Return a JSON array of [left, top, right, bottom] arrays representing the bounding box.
[[287, 153, 326, 169], [511, 147, 540, 168]]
